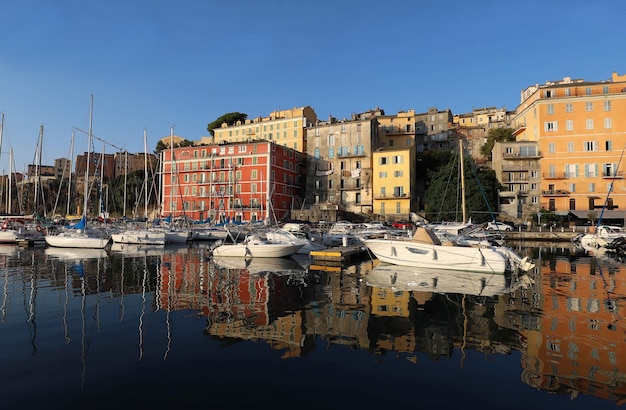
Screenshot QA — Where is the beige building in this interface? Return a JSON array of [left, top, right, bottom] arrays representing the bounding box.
[[207, 106, 318, 153]]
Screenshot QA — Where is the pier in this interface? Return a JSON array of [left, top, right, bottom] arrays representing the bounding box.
[[310, 244, 369, 266]]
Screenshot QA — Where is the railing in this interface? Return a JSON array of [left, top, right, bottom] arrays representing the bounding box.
[[602, 171, 624, 179], [541, 189, 570, 196], [542, 172, 567, 179]]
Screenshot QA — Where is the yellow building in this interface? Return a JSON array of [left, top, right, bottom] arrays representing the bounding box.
[[512, 72, 626, 216], [372, 146, 416, 219], [208, 106, 317, 153]]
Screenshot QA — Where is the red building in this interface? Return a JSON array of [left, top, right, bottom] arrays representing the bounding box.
[[161, 140, 303, 223]]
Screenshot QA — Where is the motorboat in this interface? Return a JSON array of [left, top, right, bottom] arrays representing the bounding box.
[[210, 234, 303, 258], [265, 228, 326, 255], [364, 226, 511, 274], [576, 225, 626, 249]]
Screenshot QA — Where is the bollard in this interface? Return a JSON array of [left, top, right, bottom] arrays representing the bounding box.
[[342, 236, 348, 247]]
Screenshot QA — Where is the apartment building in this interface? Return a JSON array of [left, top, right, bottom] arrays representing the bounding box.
[[303, 111, 379, 219], [75, 152, 116, 180], [453, 106, 515, 164], [113, 151, 158, 177], [512, 72, 626, 219], [372, 145, 416, 220], [160, 140, 303, 223], [208, 106, 318, 153], [492, 141, 542, 221]]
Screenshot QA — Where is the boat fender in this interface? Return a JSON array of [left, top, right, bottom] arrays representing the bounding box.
[[36, 225, 43, 232]]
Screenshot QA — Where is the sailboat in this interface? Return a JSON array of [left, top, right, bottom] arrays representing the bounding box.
[[111, 129, 166, 245], [364, 140, 533, 275], [45, 95, 111, 249]]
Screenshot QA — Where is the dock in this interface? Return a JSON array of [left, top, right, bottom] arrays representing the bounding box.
[[310, 245, 369, 266]]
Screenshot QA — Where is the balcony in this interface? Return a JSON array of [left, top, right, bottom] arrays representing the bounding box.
[[542, 172, 567, 180], [602, 171, 624, 179], [541, 189, 570, 197], [502, 152, 541, 160]]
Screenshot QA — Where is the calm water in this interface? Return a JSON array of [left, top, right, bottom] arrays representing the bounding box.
[[0, 241, 623, 409]]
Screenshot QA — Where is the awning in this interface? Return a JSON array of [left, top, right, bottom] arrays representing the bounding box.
[[568, 210, 626, 220]]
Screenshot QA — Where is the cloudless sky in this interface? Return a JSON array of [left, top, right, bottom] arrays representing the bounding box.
[[1, 0, 625, 171]]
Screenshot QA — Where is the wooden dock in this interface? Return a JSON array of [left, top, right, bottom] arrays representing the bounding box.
[[310, 245, 369, 266]]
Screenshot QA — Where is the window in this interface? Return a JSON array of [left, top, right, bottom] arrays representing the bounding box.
[[584, 141, 598, 151], [606, 140, 612, 151], [585, 163, 598, 177], [589, 183, 595, 192], [379, 157, 388, 165], [586, 119, 594, 130], [327, 135, 335, 145], [531, 196, 538, 204], [565, 103, 573, 112], [569, 198, 576, 210], [548, 143, 555, 153], [393, 186, 404, 197], [355, 193, 361, 204], [569, 183, 575, 193], [545, 121, 558, 132], [547, 104, 554, 114], [396, 202, 401, 213], [585, 102, 593, 111], [603, 85, 609, 94], [604, 163, 617, 177], [567, 141, 574, 152], [251, 170, 258, 179], [604, 118, 612, 129], [380, 187, 386, 196], [530, 171, 538, 179], [380, 202, 385, 214], [329, 147, 334, 158], [585, 87, 592, 95], [604, 100, 612, 111], [392, 155, 403, 164], [394, 170, 403, 177], [379, 171, 387, 178], [566, 120, 573, 131], [314, 148, 320, 159]]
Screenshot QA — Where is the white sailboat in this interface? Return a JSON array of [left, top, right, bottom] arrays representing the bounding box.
[[210, 234, 303, 258], [45, 95, 110, 249], [111, 129, 165, 245]]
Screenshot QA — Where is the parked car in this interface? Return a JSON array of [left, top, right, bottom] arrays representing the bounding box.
[[486, 221, 513, 231], [391, 221, 414, 230]]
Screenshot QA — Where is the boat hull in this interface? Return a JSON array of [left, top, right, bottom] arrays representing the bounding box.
[[45, 232, 110, 249], [364, 238, 507, 274], [111, 229, 166, 245]]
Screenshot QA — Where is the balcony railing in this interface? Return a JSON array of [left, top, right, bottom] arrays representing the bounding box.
[[541, 189, 570, 196], [542, 172, 567, 179], [602, 171, 624, 179]]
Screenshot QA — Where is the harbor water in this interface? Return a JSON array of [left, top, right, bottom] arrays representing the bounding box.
[[0, 241, 623, 409]]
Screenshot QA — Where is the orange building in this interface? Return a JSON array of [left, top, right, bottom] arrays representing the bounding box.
[[160, 140, 303, 223], [512, 72, 626, 218]]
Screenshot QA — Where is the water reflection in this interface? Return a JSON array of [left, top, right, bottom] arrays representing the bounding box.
[[0, 242, 625, 406]]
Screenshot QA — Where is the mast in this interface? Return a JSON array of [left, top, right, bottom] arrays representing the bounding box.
[[123, 151, 127, 218], [33, 125, 44, 217], [83, 95, 94, 220], [143, 128, 148, 220], [460, 139, 467, 224], [8, 147, 12, 214], [169, 126, 174, 218], [0, 113, 3, 213], [67, 131, 75, 216]]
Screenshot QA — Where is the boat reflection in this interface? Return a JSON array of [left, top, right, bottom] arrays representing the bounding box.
[[212, 255, 306, 275], [365, 262, 514, 297], [44, 247, 108, 260]]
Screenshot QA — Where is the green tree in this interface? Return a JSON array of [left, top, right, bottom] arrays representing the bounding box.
[[480, 127, 516, 160], [422, 152, 502, 223], [207, 112, 248, 136], [154, 138, 194, 155]]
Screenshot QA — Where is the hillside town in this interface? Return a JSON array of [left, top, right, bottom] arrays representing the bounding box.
[[5, 70, 626, 228]]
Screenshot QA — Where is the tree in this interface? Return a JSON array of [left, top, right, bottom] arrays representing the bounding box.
[[154, 138, 194, 155], [422, 152, 502, 224], [207, 112, 248, 136], [480, 127, 516, 160]]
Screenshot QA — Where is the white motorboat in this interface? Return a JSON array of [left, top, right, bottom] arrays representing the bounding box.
[[211, 234, 303, 258], [191, 226, 230, 241], [265, 228, 326, 255], [364, 226, 509, 274], [577, 225, 626, 249]]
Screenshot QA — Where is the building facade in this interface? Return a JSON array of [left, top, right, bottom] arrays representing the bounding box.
[[372, 145, 416, 220], [75, 152, 116, 180], [453, 106, 515, 164], [160, 140, 303, 223], [303, 111, 379, 220], [209, 106, 318, 153], [512, 72, 626, 217], [492, 141, 542, 221]]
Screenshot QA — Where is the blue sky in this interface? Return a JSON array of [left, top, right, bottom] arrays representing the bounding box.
[[1, 0, 625, 171]]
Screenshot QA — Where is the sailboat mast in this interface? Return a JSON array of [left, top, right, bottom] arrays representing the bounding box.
[[83, 95, 93, 219], [67, 131, 75, 216], [0, 113, 3, 213], [144, 128, 148, 220], [8, 147, 12, 214], [460, 139, 467, 224], [169, 126, 174, 218], [33, 125, 44, 217]]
